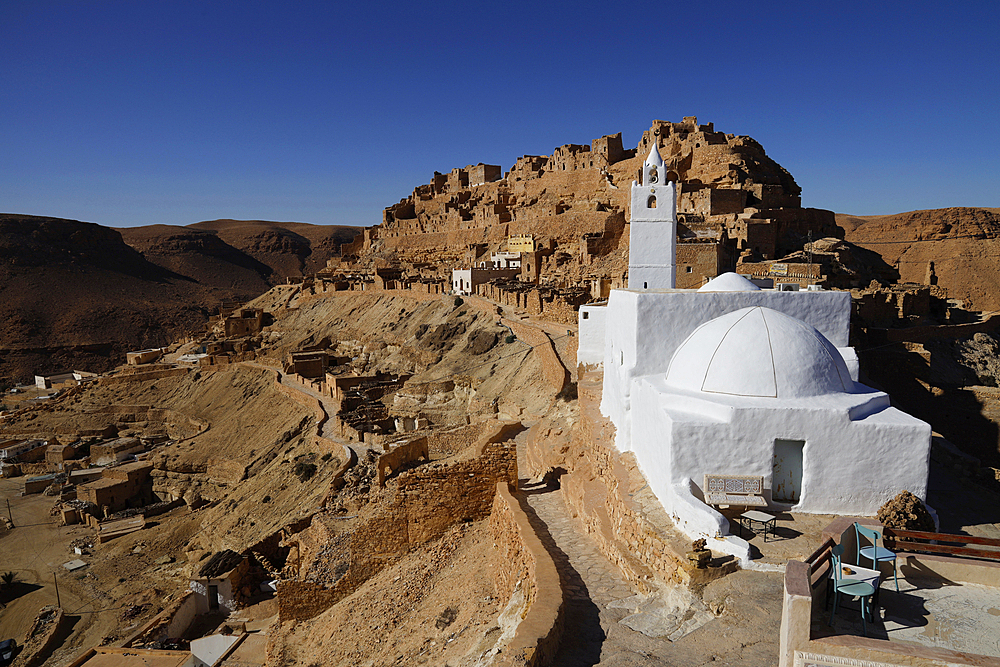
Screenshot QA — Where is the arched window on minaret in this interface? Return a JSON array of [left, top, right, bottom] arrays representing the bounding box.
[[647, 195, 657, 209]]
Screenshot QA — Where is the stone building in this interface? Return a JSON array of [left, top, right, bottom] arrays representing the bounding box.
[[224, 308, 264, 338], [189, 549, 249, 616], [77, 461, 154, 515], [90, 437, 144, 466], [126, 348, 164, 365], [451, 267, 520, 296], [45, 441, 78, 471]]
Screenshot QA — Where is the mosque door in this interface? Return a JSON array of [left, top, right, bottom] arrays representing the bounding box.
[[772, 439, 804, 503]]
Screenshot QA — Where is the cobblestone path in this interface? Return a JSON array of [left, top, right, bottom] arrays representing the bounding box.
[[521, 481, 680, 666], [516, 427, 784, 666]]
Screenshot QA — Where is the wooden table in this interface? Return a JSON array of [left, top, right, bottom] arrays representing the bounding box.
[[738, 510, 776, 542]]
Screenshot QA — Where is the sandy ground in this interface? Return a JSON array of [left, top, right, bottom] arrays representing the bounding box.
[[276, 522, 505, 667], [0, 477, 116, 662]]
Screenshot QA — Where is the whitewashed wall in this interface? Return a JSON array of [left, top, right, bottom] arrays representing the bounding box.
[[577, 305, 607, 367], [631, 375, 931, 517], [601, 289, 852, 448]]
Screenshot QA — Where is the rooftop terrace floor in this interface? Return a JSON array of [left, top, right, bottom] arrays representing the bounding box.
[[817, 576, 1000, 659]]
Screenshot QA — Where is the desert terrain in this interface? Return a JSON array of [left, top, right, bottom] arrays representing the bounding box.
[[2, 118, 1000, 667]]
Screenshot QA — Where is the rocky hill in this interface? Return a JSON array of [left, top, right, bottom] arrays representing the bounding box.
[[0, 215, 359, 384], [345, 117, 842, 294], [838, 207, 1000, 311]]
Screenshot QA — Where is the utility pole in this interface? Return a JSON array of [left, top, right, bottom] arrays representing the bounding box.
[[53, 572, 61, 608], [807, 230, 814, 266], [6, 498, 12, 526]]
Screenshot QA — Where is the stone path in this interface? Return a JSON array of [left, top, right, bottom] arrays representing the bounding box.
[[275, 372, 342, 441], [524, 481, 700, 666], [515, 427, 784, 666]]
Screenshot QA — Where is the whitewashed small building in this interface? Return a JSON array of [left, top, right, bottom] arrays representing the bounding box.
[[189, 549, 247, 616], [451, 267, 520, 295], [578, 146, 932, 561]]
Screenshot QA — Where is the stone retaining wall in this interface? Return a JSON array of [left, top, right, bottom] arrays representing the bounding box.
[[98, 367, 190, 385], [528, 372, 734, 591], [489, 483, 564, 667], [278, 421, 521, 623]]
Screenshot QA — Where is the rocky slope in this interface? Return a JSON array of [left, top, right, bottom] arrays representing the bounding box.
[[0, 215, 359, 384], [838, 207, 1000, 311]]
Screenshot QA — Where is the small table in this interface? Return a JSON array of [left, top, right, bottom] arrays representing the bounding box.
[[833, 563, 880, 589], [738, 510, 777, 542]]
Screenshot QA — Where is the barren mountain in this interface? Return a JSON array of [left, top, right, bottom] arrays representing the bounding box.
[[0, 215, 360, 385], [838, 207, 1000, 311], [183, 219, 358, 277]]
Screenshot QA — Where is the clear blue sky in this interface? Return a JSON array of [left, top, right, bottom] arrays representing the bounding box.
[[2, 0, 998, 228]]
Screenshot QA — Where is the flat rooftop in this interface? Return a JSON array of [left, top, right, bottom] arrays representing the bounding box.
[[72, 647, 190, 667], [819, 575, 1000, 658]]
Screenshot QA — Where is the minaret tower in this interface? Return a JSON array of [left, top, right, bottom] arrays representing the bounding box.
[[627, 141, 677, 289]]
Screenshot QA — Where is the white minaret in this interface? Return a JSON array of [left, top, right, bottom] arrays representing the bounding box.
[[628, 142, 677, 289]]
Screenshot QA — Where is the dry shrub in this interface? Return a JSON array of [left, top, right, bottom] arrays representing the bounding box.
[[876, 490, 935, 532]]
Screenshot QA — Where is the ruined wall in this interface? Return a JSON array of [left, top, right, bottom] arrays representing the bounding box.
[[276, 579, 344, 624], [423, 419, 503, 457], [279, 421, 521, 622], [376, 437, 428, 486], [17, 607, 69, 667], [122, 590, 198, 647]]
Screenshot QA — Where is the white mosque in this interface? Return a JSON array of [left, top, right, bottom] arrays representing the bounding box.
[[577, 144, 932, 561]]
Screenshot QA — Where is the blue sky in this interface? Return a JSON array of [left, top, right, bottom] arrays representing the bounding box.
[[2, 1, 998, 228]]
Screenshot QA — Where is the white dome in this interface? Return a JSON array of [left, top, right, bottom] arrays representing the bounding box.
[[697, 272, 760, 292], [665, 307, 853, 398]]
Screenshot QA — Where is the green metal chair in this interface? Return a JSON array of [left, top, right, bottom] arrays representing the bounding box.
[[830, 543, 876, 636], [855, 522, 899, 591]]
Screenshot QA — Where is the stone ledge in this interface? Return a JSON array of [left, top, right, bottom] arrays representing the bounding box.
[[491, 482, 564, 667]]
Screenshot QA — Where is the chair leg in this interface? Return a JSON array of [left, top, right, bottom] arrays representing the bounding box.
[[829, 589, 839, 626], [893, 560, 899, 591], [860, 596, 867, 637]]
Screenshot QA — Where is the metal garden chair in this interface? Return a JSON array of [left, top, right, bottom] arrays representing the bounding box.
[[830, 543, 876, 636], [854, 522, 899, 591]]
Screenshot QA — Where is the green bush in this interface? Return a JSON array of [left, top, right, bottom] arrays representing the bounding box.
[[505, 334, 516, 344], [454, 296, 464, 307]]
